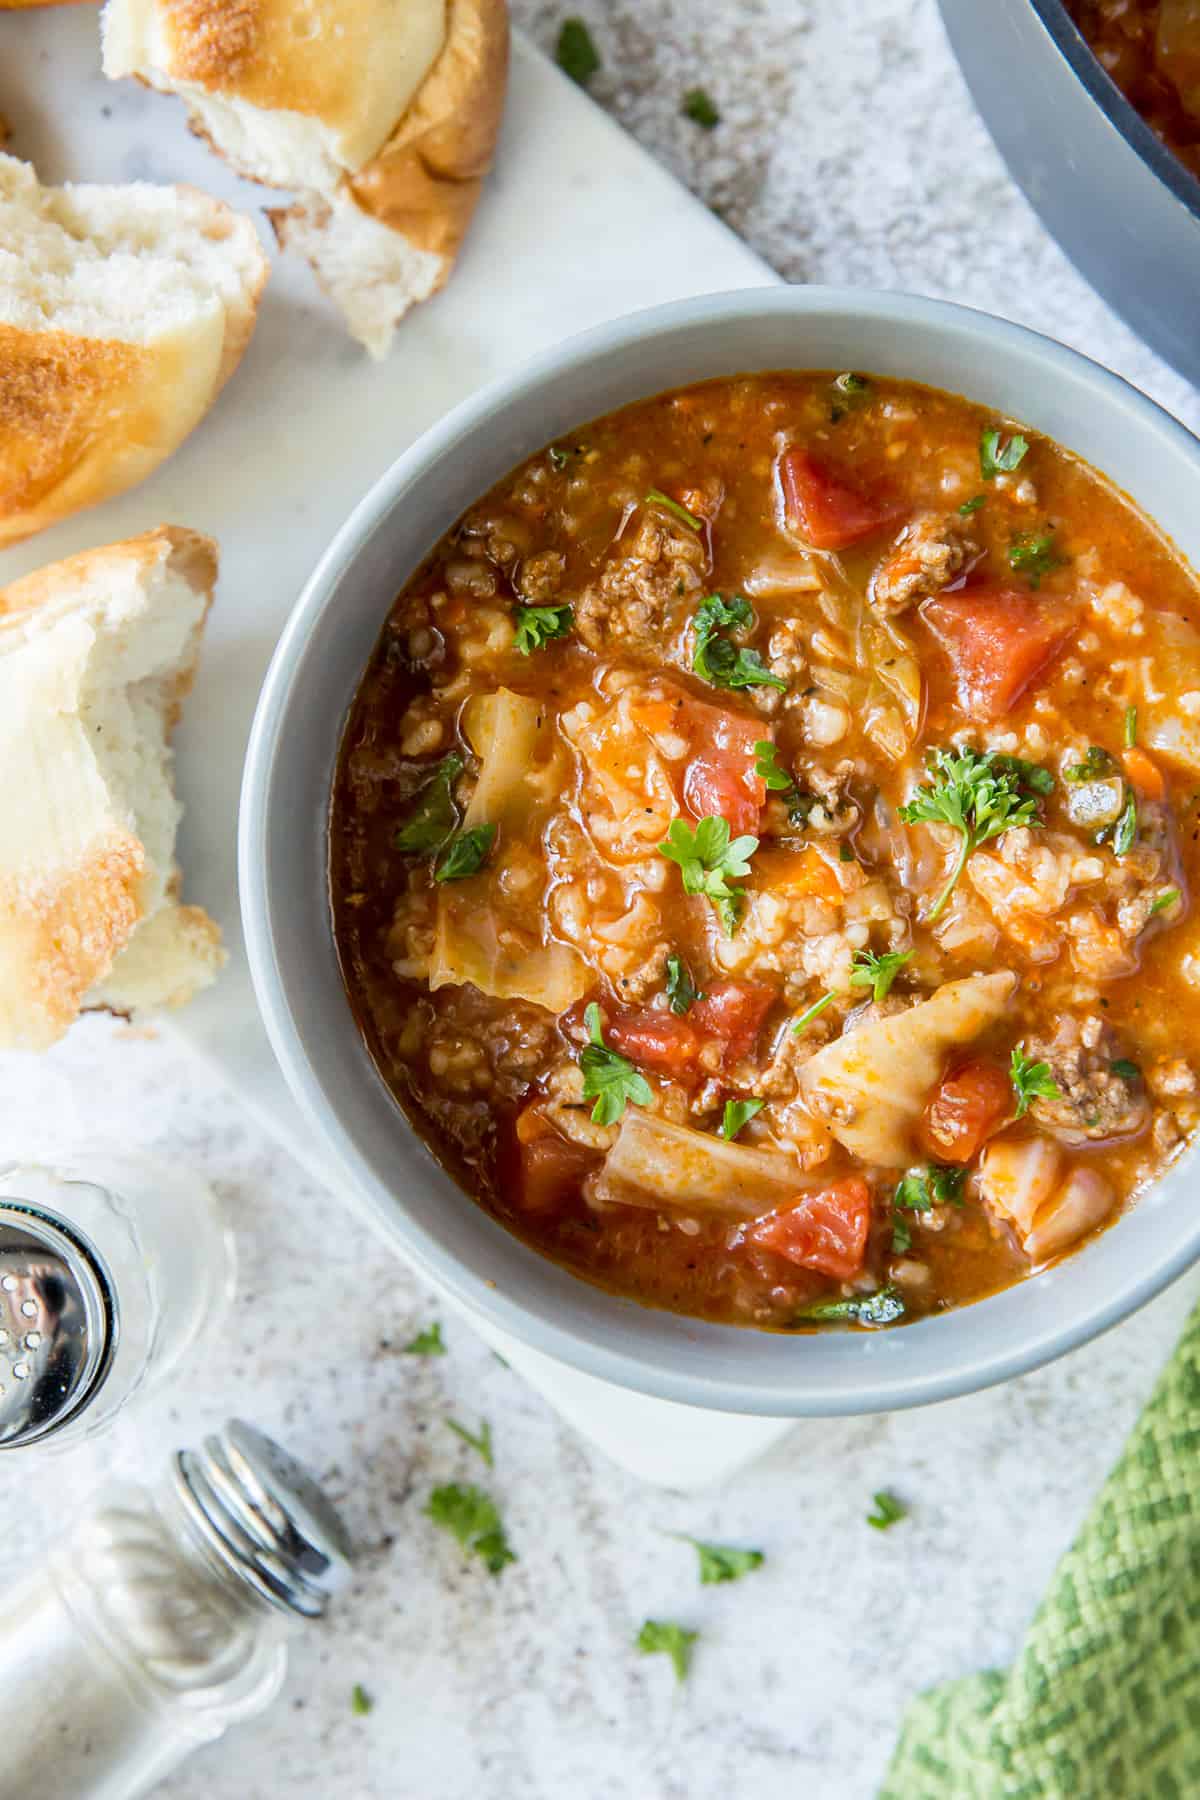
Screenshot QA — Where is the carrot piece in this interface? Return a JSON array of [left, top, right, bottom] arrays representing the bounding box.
[[1122, 746, 1165, 800], [753, 847, 843, 904]]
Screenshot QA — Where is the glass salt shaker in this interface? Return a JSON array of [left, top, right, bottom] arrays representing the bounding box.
[[0, 1419, 353, 1800], [0, 1153, 234, 1451]]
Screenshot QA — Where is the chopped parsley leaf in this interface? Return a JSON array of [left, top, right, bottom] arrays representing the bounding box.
[[895, 1165, 966, 1212], [434, 822, 496, 883], [829, 371, 871, 421], [351, 1683, 373, 1717], [1008, 531, 1063, 589], [403, 1322, 446, 1356], [665, 954, 703, 1015], [792, 990, 838, 1034], [677, 1536, 765, 1584], [426, 1484, 516, 1575], [682, 87, 721, 129], [548, 445, 571, 471], [692, 593, 786, 692], [393, 752, 465, 855], [867, 1491, 908, 1531], [720, 1097, 764, 1141], [556, 17, 600, 85], [1110, 1058, 1141, 1081], [446, 1417, 494, 1467], [1150, 889, 1181, 917], [848, 947, 913, 1002], [899, 746, 1048, 921], [959, 494, 986, 516], [891, 1214, 913, 1253], [636, 1620, 698, 1683], [792, 1285, 906, 1327], [979, 428, 1029, 480], [838, 843, 856, 863], [1010, 1043, 1061, 1118], [1065, 745, 1117, 782], [659, 815, 759, 936], [579, 1003, 653, 1126], [645, 487, 702, 531], [754, 739, 794, 792], [1125, 704, 1139, 749], [1113, 788, 1138, 856], [513, 602, 573, 654]]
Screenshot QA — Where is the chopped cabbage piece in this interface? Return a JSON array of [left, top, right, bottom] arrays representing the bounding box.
[[598, 1110, 811, 1219]]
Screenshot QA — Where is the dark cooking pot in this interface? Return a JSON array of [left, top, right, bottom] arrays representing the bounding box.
[[939, 0, 1200, 387]]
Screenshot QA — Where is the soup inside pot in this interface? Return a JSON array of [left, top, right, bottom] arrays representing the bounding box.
[[330, 371, 1200, 1332]]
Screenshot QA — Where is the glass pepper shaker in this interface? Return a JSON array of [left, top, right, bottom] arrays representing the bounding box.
[[0, 1419, 353, 1800], [0, 1153, 234, 1450]]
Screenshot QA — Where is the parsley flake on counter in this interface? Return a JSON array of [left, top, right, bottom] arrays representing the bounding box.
[[1149, 889, 1181, 917], [403, 1321, 446, 1356], [665, 954, 703, 1015], [867, 1491, 908, 1532], [426, 1484, 516, 1575], [979, 428, 1029, 480], [659, 815, 759, 936], [513, 602, 573, 654], [636, 1620, 698, 1683], [1008, 530, 1063, 589], [676, 1536, 765, 1584], [720, 1097, 764, 1141], [434, 822, 496, 883], [446, 1417, 494, 1468], [393, 751, 464, 855], [959, 494, 985, 516], [351, 1683, 373, 1717], [1125, 704, 1139, 748], [793, 1285, 906, 1327], [646, 487, 702, 531], [556, 16, 600, 85], [580, 1003, 653, 1125], [899, 746, 1048, 922], [848, 947, 913, 1002], [1010, 1043, 1061, 1118], [682, 86, 721, 128], [692, 594, 786, 693]]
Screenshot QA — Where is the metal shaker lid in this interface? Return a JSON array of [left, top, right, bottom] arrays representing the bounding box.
[[0, 1200, 116, 1449], [173, 1420, 354, 1617]]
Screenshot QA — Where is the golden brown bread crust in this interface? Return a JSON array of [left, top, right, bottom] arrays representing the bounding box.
[[268, 0, 508, 302], [346, 0, 508, 268], [0, 527, 218, 1049]]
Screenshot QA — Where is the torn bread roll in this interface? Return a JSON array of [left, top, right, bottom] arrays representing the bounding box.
[[0, 528, 225, 1051], [102, 0, 509, 357], [0, 151, 267, 547]]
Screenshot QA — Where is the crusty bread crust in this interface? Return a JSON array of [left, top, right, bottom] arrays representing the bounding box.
[[0, 527, 221, 1050], [269, 0, 507, 350]]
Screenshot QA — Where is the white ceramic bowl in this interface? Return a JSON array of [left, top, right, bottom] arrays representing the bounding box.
[[240, 286, 1200, 1416]]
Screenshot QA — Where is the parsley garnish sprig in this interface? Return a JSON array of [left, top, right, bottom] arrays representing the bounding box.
[[792, 1285, 906, 1327], [394, 752, 464, 855], [579, 1003, 653, 1125], [646, 488, 702, 531], [899, 746, 1049, 922], [513, 603, 573, 654], [720, 1097, 764, 1140], [434, 822, 496, 883], [848, 948, 913, 1002], [1010, 1044, 1061, 1118], [980, 428, 1029, 480], [659, 815, 759, 936], [692, 595, 786, 693]]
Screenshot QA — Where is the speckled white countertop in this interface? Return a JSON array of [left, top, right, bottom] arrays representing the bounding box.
[[3, 4, 1200, 1799]]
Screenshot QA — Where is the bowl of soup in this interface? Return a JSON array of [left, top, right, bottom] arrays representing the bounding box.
[[240, 286, 1200, 1414], [938, 0, 1200, 388]]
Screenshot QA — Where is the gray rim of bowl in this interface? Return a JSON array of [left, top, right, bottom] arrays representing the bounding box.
[[240, 284, 1200, 1415], [1030, 0, 1200, 221]]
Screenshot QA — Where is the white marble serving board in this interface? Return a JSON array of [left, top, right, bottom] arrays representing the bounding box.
[[0, 13, 793, 1483]]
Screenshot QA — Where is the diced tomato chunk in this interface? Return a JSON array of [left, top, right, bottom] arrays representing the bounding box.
[[921, 588, 1074, 722], [690, 982, 775, 1063], [918, 1056, 1013, 1164], [745, 1177, 872, 1280], [677, 696, 765, 835], [605, 1011, 699, 1077], [606, 982, 775, 1079], [779, 449, 906, 552], [518, 1132, 600, 1214]]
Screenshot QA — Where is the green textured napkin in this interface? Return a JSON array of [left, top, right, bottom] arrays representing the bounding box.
[[881, 1300, 1200, 1799]]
